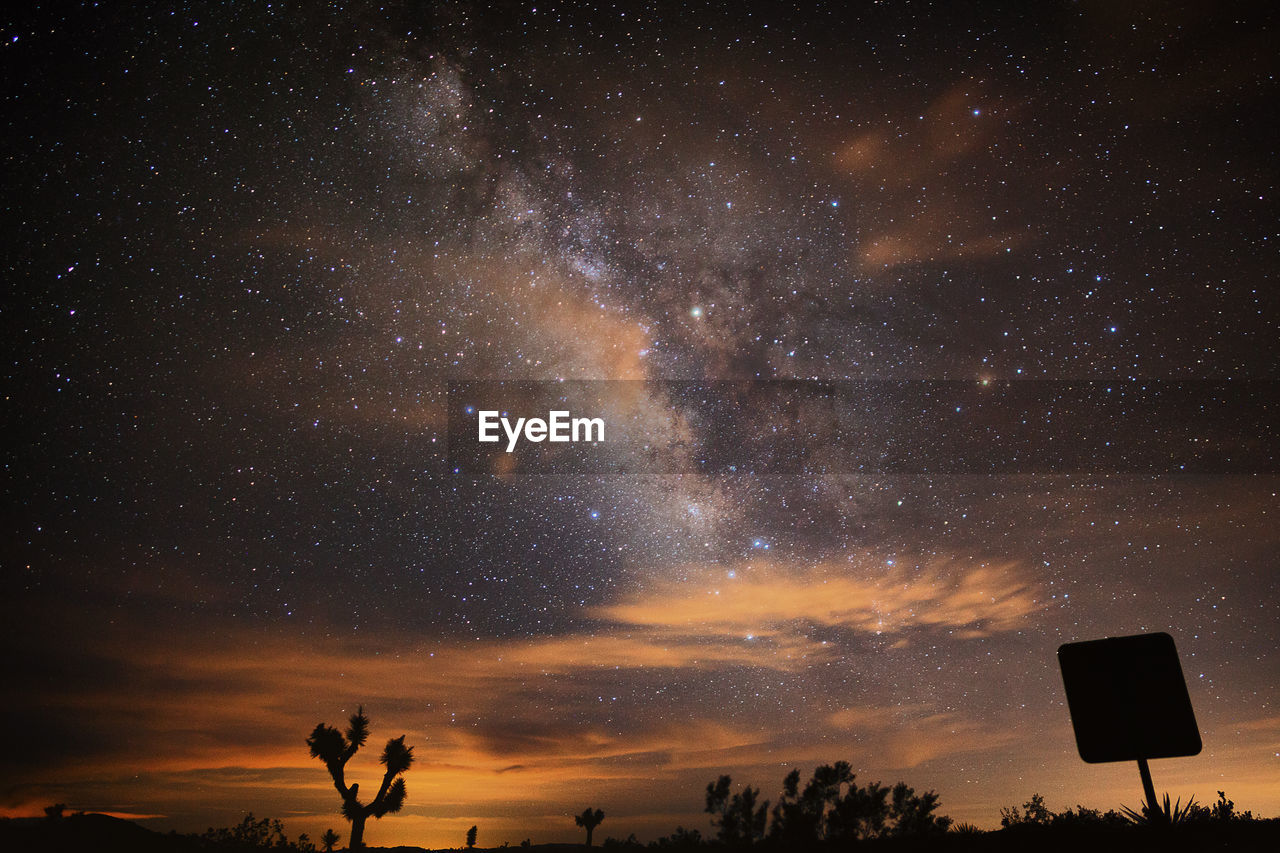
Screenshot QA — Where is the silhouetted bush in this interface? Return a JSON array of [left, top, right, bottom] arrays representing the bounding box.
[[197, 813, 315, 850], [999, 793, 1051, 827], [601, 832, 642, 849], [1207, 790, 1254, 823], [1047, 804, 1128, 829], [648, 826, 703, 849], [1002, 790, 1259, 834]]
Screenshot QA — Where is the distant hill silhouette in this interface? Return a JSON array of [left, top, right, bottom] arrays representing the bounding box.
[[0, 812, 175, 853]]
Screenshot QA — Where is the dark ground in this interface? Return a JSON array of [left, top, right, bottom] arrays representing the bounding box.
[[5, 813, 1280, 853]]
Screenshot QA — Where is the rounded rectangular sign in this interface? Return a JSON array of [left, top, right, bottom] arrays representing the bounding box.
[[1057, 632, 1202, 763]]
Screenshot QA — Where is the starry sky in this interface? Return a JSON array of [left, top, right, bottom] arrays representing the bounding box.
[[3, 1, 1278, 848]]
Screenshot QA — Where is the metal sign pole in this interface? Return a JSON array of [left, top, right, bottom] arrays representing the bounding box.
[[1137, 757, 1160, 822]]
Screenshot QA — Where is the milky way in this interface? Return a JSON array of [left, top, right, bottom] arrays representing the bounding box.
[[3, 2, 1277, 846]]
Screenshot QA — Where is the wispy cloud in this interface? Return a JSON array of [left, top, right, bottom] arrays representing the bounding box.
[[829, 81, 1032, 270], [596, 557, 1042, 644]]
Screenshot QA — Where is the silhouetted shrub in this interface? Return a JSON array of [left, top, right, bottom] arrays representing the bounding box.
[[601, 832, 642, 849], [648, 826, 703, 848], [198, 813, 315, 850], [1208, 790, 1254, 822], [1000, 793, 1051, 827], [1001, 791, 1260, 832], [1047, 804, 1128, 829]]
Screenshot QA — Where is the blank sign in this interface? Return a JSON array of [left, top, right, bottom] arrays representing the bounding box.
[[1057, 632, 1202, 763]]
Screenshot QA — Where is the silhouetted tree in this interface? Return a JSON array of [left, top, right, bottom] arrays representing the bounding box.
[[467, 824, 478, 848], [575, 808, 605, 846], [307, 706, 414, 849], [705, 776, 768, 846], [769, 770, 813, 844], [44, 803, 66, 821], [765, 765, 949, 842], [886, 782, 951, 836], [776, 762, 859, 841], [320, 828, 341, 852], [826, 778, 891, 840]]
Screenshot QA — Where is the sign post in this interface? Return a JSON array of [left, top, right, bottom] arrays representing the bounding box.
[[1057, 632, 1201, 822]]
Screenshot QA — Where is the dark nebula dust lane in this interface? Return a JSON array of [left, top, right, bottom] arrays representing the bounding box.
[[2, 1, 1277, 847]]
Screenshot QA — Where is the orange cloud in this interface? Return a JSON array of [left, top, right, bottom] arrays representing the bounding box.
[[829, 81, 1034, 270], [836, 85, 995, 188], [596, 557, 1042, 643], [858, 210, 1023, 269]]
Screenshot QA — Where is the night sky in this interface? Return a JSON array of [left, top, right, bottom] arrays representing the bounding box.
[[3, 1, 1277, 848]]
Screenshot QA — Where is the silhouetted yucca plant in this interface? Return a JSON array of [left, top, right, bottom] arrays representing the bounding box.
[[1121, 793, 1197, 826], [307, 706, 414, 849]]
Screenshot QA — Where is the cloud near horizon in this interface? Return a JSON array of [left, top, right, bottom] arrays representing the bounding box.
[[4, 553, 1043, 837]]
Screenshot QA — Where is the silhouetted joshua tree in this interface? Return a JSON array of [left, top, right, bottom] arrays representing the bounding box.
[[575, 808, 605, 846], [306, 706, 414, 849], [320, 828, 341, 852]]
